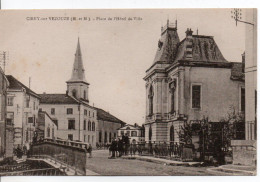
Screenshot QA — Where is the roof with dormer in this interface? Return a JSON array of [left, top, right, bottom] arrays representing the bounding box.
[[66, 38, 89, 85], [175, 34, 227, 62]]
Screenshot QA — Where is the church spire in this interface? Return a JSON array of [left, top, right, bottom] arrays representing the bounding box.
[[67, 37, 88, 83]]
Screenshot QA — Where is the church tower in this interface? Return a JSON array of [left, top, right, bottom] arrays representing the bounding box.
[[66, 38, 89, 103]]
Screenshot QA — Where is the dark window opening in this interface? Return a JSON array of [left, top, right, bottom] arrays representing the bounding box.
[[192, 85, 201, 108], [68, 120, 75, 130]]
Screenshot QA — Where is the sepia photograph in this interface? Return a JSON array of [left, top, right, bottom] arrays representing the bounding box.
[[0, 8, 257, 176]]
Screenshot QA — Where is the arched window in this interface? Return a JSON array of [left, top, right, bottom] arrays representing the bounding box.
[[104, 132, 107, 143], [92, 122, 95, 131], [84, 90, 86, 99], [169, 81, 176, 113], [149, 125, 152, 141], [72, 89, 77, 98], [148, 86, 154, 115], [52, 128, 55, 139], [88, 121, 91, 131], [170, 125, 174, 142]]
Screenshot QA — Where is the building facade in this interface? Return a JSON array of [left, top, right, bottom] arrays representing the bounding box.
[[39, 38, 125, 148], [95, 107, 125, 145], [0, 67, 10, 157], [231, 9, 257, 166], [37, 111, 58, 140], [144, 21, 245, 143], [39, 39, 97, 146], [6, 75, 40, 149], [118, 124, 145, 144]]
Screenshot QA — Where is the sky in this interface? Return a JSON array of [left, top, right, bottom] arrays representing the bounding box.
[[0, 9, 245, 125]]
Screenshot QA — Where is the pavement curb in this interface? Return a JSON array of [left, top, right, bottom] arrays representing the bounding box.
[[122, 155, 202, 167]]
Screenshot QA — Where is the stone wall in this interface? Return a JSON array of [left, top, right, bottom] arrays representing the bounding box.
[[231, 140, 256, 166]]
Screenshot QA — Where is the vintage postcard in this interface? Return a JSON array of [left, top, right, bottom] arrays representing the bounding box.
[[0, 9, 257, 176]]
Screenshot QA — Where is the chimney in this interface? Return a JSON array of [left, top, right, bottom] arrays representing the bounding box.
[[185, 28, 193, 37], [185, 28, 193, 60]]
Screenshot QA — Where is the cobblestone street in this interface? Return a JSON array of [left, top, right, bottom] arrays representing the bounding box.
[[85, 150, 214, 176]]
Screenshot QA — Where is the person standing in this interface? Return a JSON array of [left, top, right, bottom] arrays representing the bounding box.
[[88, 144, 92, 158]]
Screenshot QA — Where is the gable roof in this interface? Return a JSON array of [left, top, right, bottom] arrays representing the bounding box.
[[6, 75, 40, 98], [39, 94, 79, 104], [94, 107, 125, 125]]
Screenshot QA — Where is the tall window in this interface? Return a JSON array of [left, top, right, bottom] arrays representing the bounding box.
[[72, 89, 77, 98], [84, 109, 87, 115], [149, 125, 152, 141], [47, 126, 50, 137], [99, 131, 102, 143], [26, 97, 30, 108], [84, 120, 86, 130], [88, 121, 91, 131], [52, 128, 55, 139], [92, 122, 95, 131], [7, 97, 14, 106], [121, 131, 124, 136], [51, 108, 55, 115], [104, 132, 107, 143], [241, 87, 245, 112], [67, 108, 73, 114], [109, 132, 112, 143], [192, 85, 201, 108], [33, 101, 36, 110], [169, 81, 176, 113], [148, 86, 154, 115], [84, 90, 86, 99], [170, 125, 174, 142], [68, 120, 75, 130]]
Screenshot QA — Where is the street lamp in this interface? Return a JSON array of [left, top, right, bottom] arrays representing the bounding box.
[[231, 8, 254, 26]]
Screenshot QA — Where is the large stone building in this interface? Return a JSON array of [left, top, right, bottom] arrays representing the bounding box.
[[39, 38, 125, 147], [144, 21, 245, 143], [6, 75, 40, 149]]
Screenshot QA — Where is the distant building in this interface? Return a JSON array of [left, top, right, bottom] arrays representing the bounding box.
[[39, 38, 125, 148], [95, 108, 125, 145], [37, 111, 57, 140], [39, 39, 97, 146], [118, 124, 145, 144], [144, 21, 245, 143], [6, 75, 40, 149], [0, 67, 10, 158]]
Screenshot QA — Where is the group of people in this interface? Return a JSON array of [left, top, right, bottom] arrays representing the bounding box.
[[109, 135, 130, 159], [13, 143, 30, 159]]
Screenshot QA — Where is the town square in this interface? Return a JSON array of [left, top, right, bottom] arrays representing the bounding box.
[[0, 8, 257, 176]]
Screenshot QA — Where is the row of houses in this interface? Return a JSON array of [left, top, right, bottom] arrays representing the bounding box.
[[0, 38, 131, 159]]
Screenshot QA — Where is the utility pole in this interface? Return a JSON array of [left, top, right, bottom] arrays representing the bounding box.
[[231, 8, 254, 26], [0, 51, 8, 73]]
